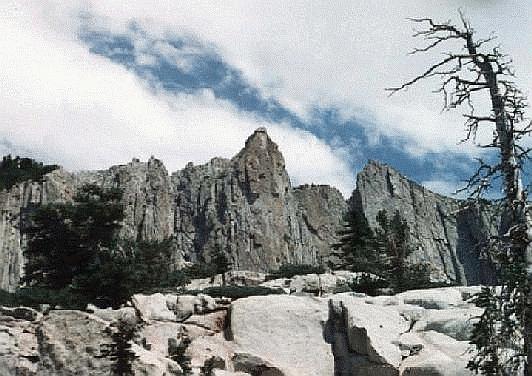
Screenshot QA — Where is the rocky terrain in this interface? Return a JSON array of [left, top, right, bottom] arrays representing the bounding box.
[[0, 273, 481, 376], [0, 128, 498, 292]]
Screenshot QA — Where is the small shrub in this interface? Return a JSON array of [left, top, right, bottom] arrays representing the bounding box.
[[169, 336, 192, 375], [0, 287, 88, 310], [266, 263, 325, 281], [198, 286, 285, 299], [347, 273, 389, 296], [182, 262, 217, 280]]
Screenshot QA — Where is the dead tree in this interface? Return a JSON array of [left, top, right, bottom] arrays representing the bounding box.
[[387, 12, 531, 375]]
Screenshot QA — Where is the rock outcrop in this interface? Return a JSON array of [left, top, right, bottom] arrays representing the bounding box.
[[0, 169, 75, 291], [353, 161, 497, 285], [0, 129, 347, 291], [0, 129, 500, 291], [172, 128, 347, 270], [0, 286, 480, 375]]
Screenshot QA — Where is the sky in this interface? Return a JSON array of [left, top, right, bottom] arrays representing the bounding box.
[[0, 1, 530, 198]]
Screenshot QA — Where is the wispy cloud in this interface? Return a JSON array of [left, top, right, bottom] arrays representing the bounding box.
[[0, 2, 356, 195], [1, 1, 530, 198]]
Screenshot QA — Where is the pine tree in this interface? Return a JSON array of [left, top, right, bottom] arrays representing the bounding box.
[[332, 204, 381, 274], [375, 210, 431, 292], [335, 206, 431, 293], [209, 248, 232, 286], [23, 184, 124, 289]]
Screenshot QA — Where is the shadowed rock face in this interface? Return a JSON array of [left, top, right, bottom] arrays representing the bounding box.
[[353, 160, 497, 285], [0, 129, 347, 291]]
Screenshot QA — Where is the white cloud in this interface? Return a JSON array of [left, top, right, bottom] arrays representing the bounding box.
[[2, 1, 530, 198], [74, 0, 531, 157], [0, 1, 355, 196]]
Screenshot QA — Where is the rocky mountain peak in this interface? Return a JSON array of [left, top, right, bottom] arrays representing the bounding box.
[[233, 128, 290, 202], [243, 127, 270, 148], [354, 159, 497, 285]]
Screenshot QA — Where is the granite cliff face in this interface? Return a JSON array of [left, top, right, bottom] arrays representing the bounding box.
[[353, 160, 497, 285], [172, 128, 347, 270], [0, 170, 75, 291], [0, 129, 499, 292], [0, 129, 347, 291]]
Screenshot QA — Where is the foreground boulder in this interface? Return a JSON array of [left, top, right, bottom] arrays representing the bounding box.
[[0, 285, 480, 375], [230, 295, 334, 375]]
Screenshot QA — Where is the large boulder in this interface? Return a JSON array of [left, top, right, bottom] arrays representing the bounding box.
[[0, 307, 40, 375], [335, 297, 409, 368], [229, 295, 334, 376], [399, 331, 473, 376], [37, 310, 117, 375], [332, 287, 479, 376], [132, 293, 178, 323]]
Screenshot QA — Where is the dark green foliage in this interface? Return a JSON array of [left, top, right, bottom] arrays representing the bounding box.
[[169, 336, 192, 375], [110, 318, 138, 376], [209, 249, 232, 275], [23, 184, 124, 290], [374, 210, 432, 293], [71, 247, 136, 308], [467, 239, 528, 374], [467, 287, 503, 375], [397, 262, 435, 291], [346, 273, 389, 296], [266, 263, 325, 281], [208, 249, 232, 285], [0, 287, 88, 310], [73, 240, 190, 308], [332, 206, 380, 274], [334, 207, 433, 293], [200, 356, 226, 375], [195, 286, 285, 299], [0, 155, 58, 191], [181, 262, 217, 280]]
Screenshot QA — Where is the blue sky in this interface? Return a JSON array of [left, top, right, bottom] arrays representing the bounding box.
[[1, 2, 530, 197]]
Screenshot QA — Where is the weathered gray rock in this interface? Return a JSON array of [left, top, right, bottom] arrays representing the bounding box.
[[0, 308, 40, 375], [212, 370, 251, 376], [187, 270, 267, 290], [86, 304, 138, 324], [172, 128, 347, 271], [0, 287, 482, 376], [260, 271, 363, 295], [132, 293, 179, 323], [0, 168, 75, 291], [0, 129, 347, 292], [36, 310, 117, 375], [0, 130, 503, 293], [229, 295, 334, 376], [329, 287, 479, 375], [75, 156, 175, 243], [399, 331, 473, 376], [342, 299, 408, 367], [353, 160, 497, 285], [396, 288, 466, 310]]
